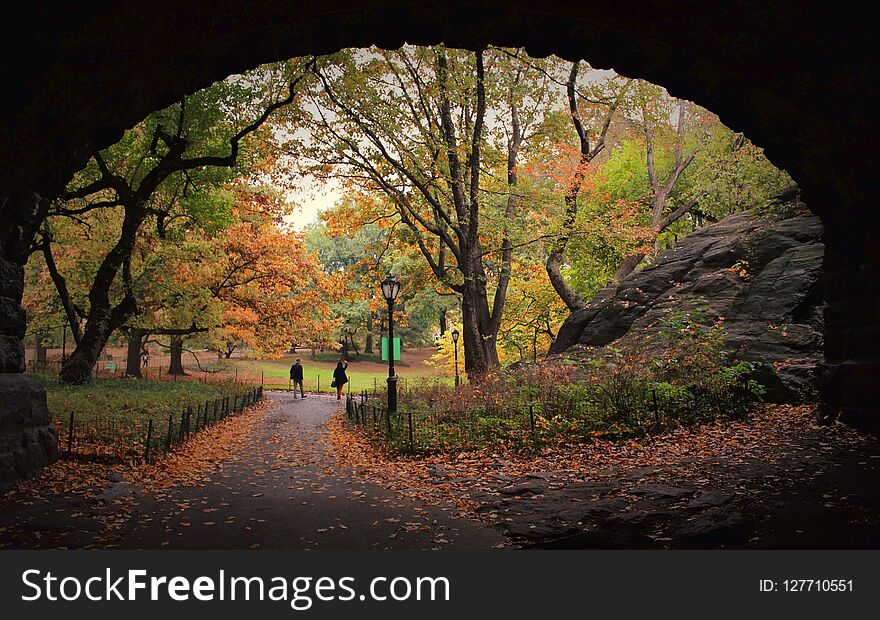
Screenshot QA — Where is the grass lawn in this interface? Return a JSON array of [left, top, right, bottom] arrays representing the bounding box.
[[216, 348, 455, 394], [30, 375, 254, 454]]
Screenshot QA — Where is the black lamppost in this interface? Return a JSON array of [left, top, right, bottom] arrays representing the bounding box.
[[380, 275, 401, 414], [451, 328, 460, 388]]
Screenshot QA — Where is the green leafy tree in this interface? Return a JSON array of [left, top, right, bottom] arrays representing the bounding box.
[[36, 59, 315, 383]]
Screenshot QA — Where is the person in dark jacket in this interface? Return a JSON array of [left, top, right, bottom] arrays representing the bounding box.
[[289, 358, 306, 399], [333, 360, 348, 400]]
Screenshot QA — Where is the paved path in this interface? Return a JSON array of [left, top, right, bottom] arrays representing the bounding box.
[[118, 392, 501, 549], [5, 394, 879, 550]]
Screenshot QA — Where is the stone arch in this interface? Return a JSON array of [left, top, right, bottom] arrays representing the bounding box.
[[1, 1, 877, 486]]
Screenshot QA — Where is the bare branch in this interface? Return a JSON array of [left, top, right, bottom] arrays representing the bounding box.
[[654, 196, 700, 232], [38, 232, 83, 344], [177, 57, 316, 170]]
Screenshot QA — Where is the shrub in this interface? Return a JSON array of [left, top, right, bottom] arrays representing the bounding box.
[[351, 307, 765, 453]]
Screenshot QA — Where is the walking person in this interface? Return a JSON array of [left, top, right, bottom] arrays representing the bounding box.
[[289, 358, 306, 399], [332, 360, 349, 401]]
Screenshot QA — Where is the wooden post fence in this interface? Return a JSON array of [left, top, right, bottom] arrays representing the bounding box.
[[67, 411, 74, 455], [165, 414, 173, 451]]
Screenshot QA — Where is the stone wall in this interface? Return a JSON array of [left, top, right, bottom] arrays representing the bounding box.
[[0, 257, 25, 374], [819, 213, 880, 432], [0, 374, 58, 493], [0, 191, 58, 493]]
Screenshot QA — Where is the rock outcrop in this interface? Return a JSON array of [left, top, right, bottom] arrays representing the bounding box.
[[550, 208, 824, 402]]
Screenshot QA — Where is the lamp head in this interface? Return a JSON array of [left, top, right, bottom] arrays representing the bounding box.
[[380, 274, 400, 302], [451, 329, 459, 343]]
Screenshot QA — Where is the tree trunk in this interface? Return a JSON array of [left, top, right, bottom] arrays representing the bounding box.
[[544, 63, 628, 314], [58, 198, 141, 384], [59, 321, 107, 383], [460, 296, 489, 376], [533, 327, 538, 363], [460, 283, 500, 377], [613, 100, 699, 289], [125, 328, 146, 378], [58, 320, 126, 384], [168, 336, 185, 375], [34, 332, 47, 366], [340, 338, 349, 361], [547, 251, 587, 311], [365, 312, 374, 353], [59, 293, 133, 384], [612, 253, 646, 285], [439, 309, 447, 336], [41, 237, 83, 345]]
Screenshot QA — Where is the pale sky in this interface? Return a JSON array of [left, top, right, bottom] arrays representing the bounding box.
[[282, 178, 342, 230]]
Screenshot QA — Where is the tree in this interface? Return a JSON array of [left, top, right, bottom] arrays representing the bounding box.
[[304, 218, 388, 354], [595, 83, 792, 283], [684, 125, 793, 221], [291, 46, 555, 375], [543, 61, 632, 311], [155, 186, 331, 371], [610, 86, 703, 283], [40, 59, 315, 383]]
